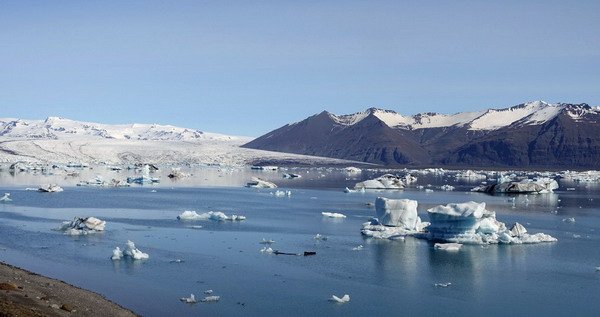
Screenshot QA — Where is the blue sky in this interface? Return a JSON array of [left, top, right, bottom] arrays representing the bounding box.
[[1, 0, 599, 136]]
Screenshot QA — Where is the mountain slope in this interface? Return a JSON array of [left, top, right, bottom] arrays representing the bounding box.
[[243, 101, 600, 168]]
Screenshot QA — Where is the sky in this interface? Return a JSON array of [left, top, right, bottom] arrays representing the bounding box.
[[1, 0, 599, 136]]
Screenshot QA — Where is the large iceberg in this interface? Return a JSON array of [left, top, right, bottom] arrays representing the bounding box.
[[426, 202, 557, 244], [57, 217, 106, 235], [354, 174, 405, 190], [361, 198, 428, 239], [38, 184, 64, 192], [472, 178, 559, 194]]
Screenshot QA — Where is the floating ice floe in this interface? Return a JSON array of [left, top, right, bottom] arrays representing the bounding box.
[[168, 168, 190, 179], [322, 212, 347, 218], [434, 283, 452, 287], [472, 178, 558, 194], [361, 198, 429, 239], [259, 238, 275, 244], [180, 294, 197, 303], [329, 294, 350, 303], [283, 173, 301, 179], [204, 290, 213, 294], [434, 243, 462, 251], [201, 296, 220, 302], [440, 184, 455, 191], [57, 217, 106, 235], [272, 190, 291, 197], [353, 174, 405, 190], [426, 202, 557, 244], [562, 217, 576, 223], [343, 187, 365, 193], [314, 234, 328, 241], [38, 184, 63, 192], [260, 247, 274, 253], [352, 245, 364, 251], [177, 210, 246, 221], [0, 193, 11, 202], [111, 240, 149, 260], [246, 177, 277, 188]]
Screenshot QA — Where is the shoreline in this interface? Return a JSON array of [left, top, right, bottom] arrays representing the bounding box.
[[0, 261, 136, 317]]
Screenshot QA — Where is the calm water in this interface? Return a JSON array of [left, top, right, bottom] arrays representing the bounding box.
[[1, 168, 599, 316]]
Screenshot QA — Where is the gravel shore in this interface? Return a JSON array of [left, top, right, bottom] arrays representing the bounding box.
[[0, 261, 137, 317]]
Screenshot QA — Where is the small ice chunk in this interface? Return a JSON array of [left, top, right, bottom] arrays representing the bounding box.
[[259, 238, 275, 244], [0, 193, 11, 202], [124, 240, 149, 260], [314, 234, 328, 241], [562, 217, 576, 223], [434, 243, 462, 251], [321, 212, 347, 218], [434, 282, 452, 287], [329, 294, 350, 303], [111, 247, 123, 260], [201, 295, 220, 302], [204, 290, 213, 294], [352, 245, 364, 251], [58, 217, 106, 235], [260, 247, 274, 253], [180, 294, 197, 303]]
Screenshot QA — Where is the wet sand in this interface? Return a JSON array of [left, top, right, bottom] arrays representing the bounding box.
[[0, 261, 136, 317]]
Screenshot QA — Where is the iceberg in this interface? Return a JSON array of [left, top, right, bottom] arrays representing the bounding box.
[[472, 178, 559, 194], [168, 168, 190, 179], [354, 174, 405, 190], [0, 193, 11, 202], [38, 184, 63, 192], [180, 294, 197, 304], [246, 177, 277, 188], [57, 217, 106, 235], [272, 190, 291, 197], [434, 243, 462, 251], [177, 210, 246, 221], [111, 240, 149, 260], [260, 247, 274, 253], [426, 202, 557, 244], [375, 198, 421, 229], [201, 296, 220, 302], [283, 173, 301, 179], [329, 294, 350, 303], [321, 212, 347, 218]]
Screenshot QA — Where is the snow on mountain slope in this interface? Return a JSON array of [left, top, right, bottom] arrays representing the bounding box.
[[324, 101, 561, 131], [0, 117, 242, 141], [468, 101, 559, 130]]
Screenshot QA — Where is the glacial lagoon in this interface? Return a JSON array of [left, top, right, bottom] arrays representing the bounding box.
[[0, 166, 599, 316]]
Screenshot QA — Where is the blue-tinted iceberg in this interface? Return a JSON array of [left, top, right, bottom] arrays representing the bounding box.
[[426, 202, 557, 244], [361, 198, 428, 239]]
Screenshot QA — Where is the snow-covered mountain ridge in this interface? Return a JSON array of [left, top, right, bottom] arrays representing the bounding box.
[[0, 117, 244, 141], [244, 101, 600, 168], [324, 101, 598, 130]]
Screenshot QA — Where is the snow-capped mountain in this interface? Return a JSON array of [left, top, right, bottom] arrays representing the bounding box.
[[0, 117, 238, 141], [243, 101, 600, 168]]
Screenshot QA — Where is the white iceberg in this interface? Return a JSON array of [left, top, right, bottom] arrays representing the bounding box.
[[354, 174, 405, 190], [0, 193, 11, 202], [343, 187, 365, 193], [375, 197, 421, 229], [322, 212, 347, 218], [58, 217, 106, 235], [344, 167, 362, 174], [329, 294, 350, 303], [472, 178, 559, 194], [246, 177, 277, 188], [562, 217, 576, 223], [260, 247, 274, 253], [426, 202, 557, 244], [272, 190, 291, 197], [38, 184, 63, 192], [434, 242, 462, 251], [177, 210, 246, 221], [314, 234, 328, 241], [111, 240, 149, 260], [180, 294, 197, 303]]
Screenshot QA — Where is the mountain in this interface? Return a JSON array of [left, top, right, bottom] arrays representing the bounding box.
[[0, 117, 356, 166], [243, 101, 600, 168], [0, 117, 237, 141]]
